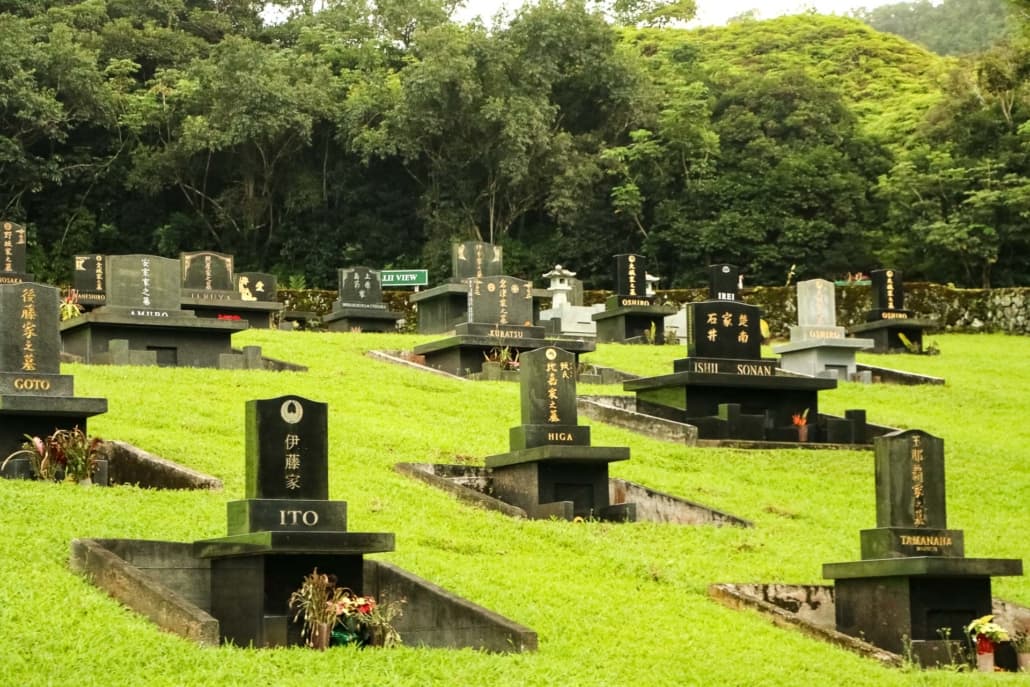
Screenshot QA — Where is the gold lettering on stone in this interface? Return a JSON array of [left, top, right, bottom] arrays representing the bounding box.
[[880, 312, 910, 320], [693, 361, 719, 373], [899, 535, 952, 547], [547, 432, 574, 442], [735, 363, 774, 376], [488, 329, 525, 338], [13, 377, 51, 391]]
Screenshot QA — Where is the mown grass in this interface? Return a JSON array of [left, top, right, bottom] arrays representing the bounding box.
[[2, 331, 1028, 686]]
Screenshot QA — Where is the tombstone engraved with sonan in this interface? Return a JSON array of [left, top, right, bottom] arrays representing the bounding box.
[[625, 265, 879, 444]]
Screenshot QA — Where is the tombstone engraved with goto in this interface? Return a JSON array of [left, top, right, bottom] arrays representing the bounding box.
[[0, 221, 31, 284], [0, 282, 107, 478], [484, 346, 635, 521], [823, 429, 1022, 665], [323, 266, 403, 333], [773, 279, 874, 380], [592, 253, 676, 344]]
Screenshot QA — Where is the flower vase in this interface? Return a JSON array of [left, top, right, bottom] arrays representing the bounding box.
[[796, 425, 808, 443], [309, 622, 331, 651], [976, 636, 995, 672], [1018, 652, 1030, 672], [78, 476, 93, 487]]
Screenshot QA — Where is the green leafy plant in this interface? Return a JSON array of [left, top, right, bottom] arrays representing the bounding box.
[[1, 427, 102, 482], [1012, 630, 1030, 653], [59, 290, 84, 321]]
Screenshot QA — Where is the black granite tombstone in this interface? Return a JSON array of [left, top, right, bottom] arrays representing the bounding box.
[[624, 265, 877, 444], [592, 254, 675, 343], [485, 347, 634, 521], [0, 221, 31, 284], [848, 269, 936, 353], [72, 254, 107, 308], [182, 251, 234, 294], [178, 252, 281, 328], [824, 430, 1022, 665], [410, 241, 509, 334], [196, 396, 394, 648], [0, 282, 107, 477], [453, 241, 503, 281], [414, 275, 594, 377], [60, 255, 249, 367], [323, 266, 403, 333], [236, 272, 276, 302], [708, 264, 740, 302]]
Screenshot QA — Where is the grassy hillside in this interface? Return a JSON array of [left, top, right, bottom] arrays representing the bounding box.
[[623, 15, 951, 146], [2, 331, 1028, 685]]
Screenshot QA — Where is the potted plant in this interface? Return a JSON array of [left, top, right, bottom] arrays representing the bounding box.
[[289, 568, 403, 649], [1, 427, 103, 484], [792, 409, 809, 442], [965, 614, 1009, 672], [289, 568, 338, 649]]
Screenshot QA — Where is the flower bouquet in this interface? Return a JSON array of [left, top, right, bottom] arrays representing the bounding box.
[[289, 568, 403, 649]]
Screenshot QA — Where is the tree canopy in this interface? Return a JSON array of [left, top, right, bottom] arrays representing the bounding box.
[[3, 1, 1029, 288]]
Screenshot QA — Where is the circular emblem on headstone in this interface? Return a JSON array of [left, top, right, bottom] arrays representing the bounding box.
[[628, 255, 636, 263], [545, 348, 557, 360], [487, 282, 496, 292], [280, 400, 304, 424], [511, 285, 519, 294], [721, 265, 730, 274]]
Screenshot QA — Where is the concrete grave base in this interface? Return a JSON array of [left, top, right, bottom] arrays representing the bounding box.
[[709, 582, 1030, 670], [395, 462, 750, 527], [70, 538, 537, 652]]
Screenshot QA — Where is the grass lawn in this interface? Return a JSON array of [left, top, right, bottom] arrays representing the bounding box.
[[1, 331, 1027, 686]]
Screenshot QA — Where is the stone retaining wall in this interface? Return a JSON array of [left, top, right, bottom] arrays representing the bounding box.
[[278, 285, 1030, 337]]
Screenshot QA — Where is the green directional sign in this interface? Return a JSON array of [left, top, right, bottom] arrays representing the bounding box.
[[380, 269, 429, 287]]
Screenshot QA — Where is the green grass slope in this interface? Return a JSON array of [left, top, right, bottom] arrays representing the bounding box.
[[623, 15, 951, 146], [1, 331, 1027, 686]]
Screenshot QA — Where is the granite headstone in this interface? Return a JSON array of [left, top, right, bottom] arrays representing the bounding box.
[[105, 254, 183, 314], [509, 346, 590, 449], [452, 241, 503, 281], [182, 251, 234, 294], [236, 272, 277, 302], [0, 221, 30, 283], [708, 264, 740, 302]]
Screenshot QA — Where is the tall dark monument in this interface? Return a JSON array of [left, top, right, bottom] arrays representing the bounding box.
[[484, 346, 635, 520], [592, 254, 676, 343], [847, 269, 937, 353], [180, 251, 282, 328], [824, 430, 1022, 666], [0, 282, 107, 477], [195, 396, 394, 648], [625, 264, 876, 443], [0, 221, 31, 284]]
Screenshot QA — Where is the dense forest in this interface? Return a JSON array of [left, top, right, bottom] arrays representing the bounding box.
[[1, 0, 1028, 289]]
